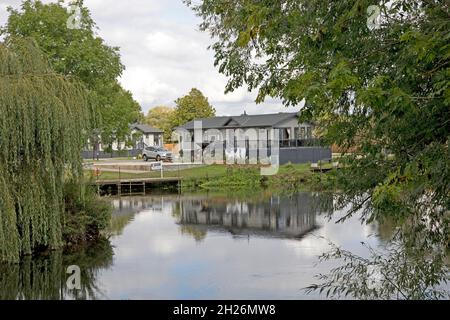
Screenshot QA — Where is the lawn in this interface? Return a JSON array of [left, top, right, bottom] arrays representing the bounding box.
[[85, 164, 229, 181], [86, 163, 310, 181], [85, 162, 337, 192]]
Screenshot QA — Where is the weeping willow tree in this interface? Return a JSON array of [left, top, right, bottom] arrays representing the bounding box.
[[0, 39, 96, 263]]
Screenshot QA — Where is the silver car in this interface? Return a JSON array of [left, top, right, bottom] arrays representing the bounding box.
[[142, 146, 172, 162]]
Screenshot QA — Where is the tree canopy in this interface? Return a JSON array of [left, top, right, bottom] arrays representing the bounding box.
[[187, 0, 449, 220], [187, 0, 450, 298], [1, 0, 123, 89], [97, 82, 142, 152], [171, 88, 216, 129], [144, 106, 175, 142], [1, 0, 141, 142]]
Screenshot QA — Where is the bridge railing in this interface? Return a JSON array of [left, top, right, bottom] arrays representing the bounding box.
[[86, 162, 188, 182]]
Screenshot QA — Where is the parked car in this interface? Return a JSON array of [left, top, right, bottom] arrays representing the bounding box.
[[142, 146, 173, 162]]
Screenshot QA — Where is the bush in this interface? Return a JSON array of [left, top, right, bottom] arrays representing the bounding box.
[[200, 166, 262, 189], [63, 182, 112, 246]]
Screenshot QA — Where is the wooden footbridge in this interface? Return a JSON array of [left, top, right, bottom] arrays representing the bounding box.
[[92, 177, 183, 196], [85, 161, 205, 195]]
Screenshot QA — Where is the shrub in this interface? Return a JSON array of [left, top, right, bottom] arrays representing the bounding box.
[[63, 182, 112, 246]]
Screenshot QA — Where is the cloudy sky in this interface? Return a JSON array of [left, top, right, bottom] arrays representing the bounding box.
[[0, 0, 300, 115]]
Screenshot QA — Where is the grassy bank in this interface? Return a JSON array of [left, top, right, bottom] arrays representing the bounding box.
[[182, 163, 336, 191], [85, 163, 336, 192], [86, 164, 228, 181]]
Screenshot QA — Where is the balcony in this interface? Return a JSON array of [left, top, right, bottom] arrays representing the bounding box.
[[279, 138, 325, 148]]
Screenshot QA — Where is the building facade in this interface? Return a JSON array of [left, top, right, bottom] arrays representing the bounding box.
[[175, 112, 331, 164], [82, 124, 164, 159]]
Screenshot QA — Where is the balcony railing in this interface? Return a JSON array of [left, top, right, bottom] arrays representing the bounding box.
[[279, 138, 324, 148], [187, 139, 325, 149]]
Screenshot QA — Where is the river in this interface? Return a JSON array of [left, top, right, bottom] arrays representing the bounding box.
[[0, 191, 392, 300]]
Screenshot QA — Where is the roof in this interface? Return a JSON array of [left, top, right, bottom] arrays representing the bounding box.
[[130, 124, 164, 134], [177, 112, 299, 130]]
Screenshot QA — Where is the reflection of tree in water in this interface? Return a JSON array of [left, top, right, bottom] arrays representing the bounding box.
[[107, 197, 161, 236], [180, 225, 207, 242], [107, 214, 135, 237], [308, 206, 449, 299], [0, 239, 113, 300]]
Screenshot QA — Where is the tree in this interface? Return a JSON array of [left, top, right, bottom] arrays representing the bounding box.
[[145, 106, 175, 142], [187, 0, 450, 298], [0, 39, 93, 263], [171, 88, 216, 129], [1, 0, 123, 90], [98, 83, 142, 153], [187, 0, 449, 221], [1, 0, 141, 145]]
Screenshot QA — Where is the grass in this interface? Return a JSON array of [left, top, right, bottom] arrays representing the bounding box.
[[85, 164, 228, 181], [85, 162, 337, 192], [85, 163, 313, 181]]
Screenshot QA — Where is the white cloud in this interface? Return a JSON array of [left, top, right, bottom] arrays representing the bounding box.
[[0, 0, 300, 115]]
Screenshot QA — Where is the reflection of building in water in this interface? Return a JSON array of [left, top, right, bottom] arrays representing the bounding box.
[[177, 193, 332, 239], [109, 196, 177, 236]]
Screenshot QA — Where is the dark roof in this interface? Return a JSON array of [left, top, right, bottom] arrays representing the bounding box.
[[178, 112, 299, 130], [130, 124, 163, 134]]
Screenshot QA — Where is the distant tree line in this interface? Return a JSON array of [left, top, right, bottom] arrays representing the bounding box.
[[144, 88, 216, 143]]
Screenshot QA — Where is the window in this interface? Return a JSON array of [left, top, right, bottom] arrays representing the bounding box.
[[306, 127, 312, 139], [300, 127, 306, 139]]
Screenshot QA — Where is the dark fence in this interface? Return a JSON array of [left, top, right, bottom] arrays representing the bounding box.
[[183, 140, 331, 165], [279, 138, 324, 148], [82, 149, 142, 160], [83, 140, 332, 164], [279, 147, 331, 165]]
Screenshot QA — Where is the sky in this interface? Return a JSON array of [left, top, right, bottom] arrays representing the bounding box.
[[0, 0, 301, 115]]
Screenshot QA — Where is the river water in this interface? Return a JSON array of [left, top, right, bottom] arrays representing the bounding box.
[[0, 191, 390, 300]]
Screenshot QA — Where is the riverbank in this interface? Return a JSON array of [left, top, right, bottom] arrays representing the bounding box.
[[85, 163, 336, 193]]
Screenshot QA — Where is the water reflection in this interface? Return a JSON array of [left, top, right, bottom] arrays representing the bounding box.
[[175, 193, 332, 239], [0, 239, 113, 300], [0, 192, 385, 300]]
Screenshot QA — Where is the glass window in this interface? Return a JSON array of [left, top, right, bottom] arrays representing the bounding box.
[[300, 127, 306, 139], [306, 127, 312, 139]]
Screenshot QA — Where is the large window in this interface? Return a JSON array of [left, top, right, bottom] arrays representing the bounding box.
[[279, 128, 290, 140], [297, 126, 313, 139], [306, 127, 312, 139], [300, 127, 306, 139]]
